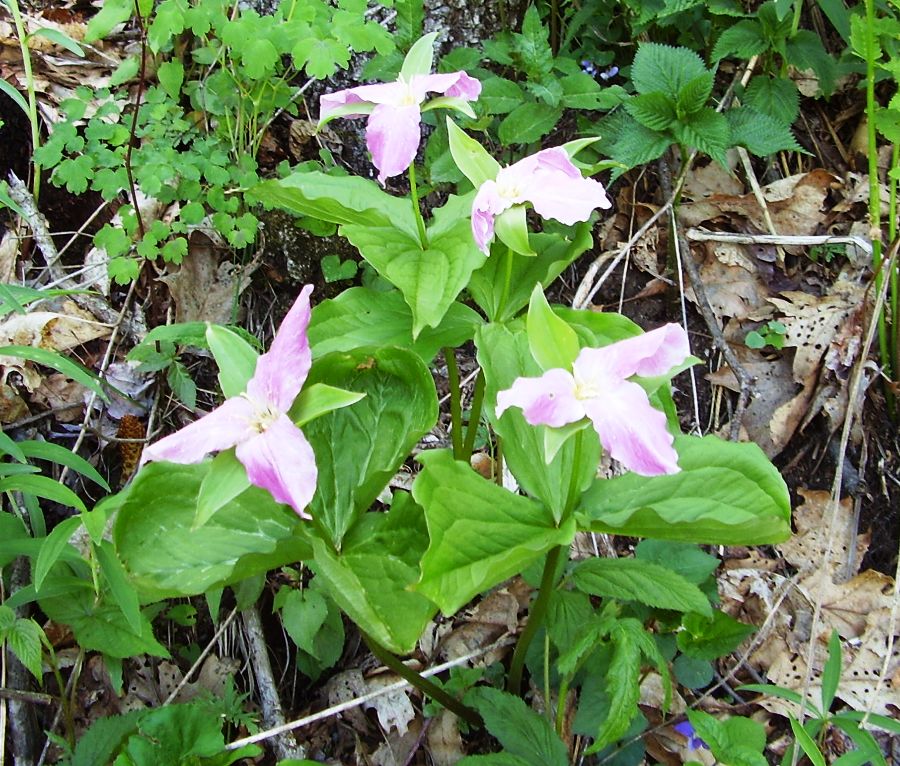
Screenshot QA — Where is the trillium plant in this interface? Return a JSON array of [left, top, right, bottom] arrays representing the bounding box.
[[109, 32, 793, 757]]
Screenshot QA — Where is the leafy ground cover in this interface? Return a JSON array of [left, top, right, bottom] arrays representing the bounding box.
[[0, 0, 898, 764]]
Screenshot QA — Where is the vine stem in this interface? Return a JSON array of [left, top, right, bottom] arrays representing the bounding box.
[[125, 0, 149, 239], [408, 163, 428, 248], [506, 544, 563, 696], [361, 633, 482, 728]]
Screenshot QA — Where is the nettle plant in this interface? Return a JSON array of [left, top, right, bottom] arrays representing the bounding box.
[[33, 0, 394, 283], [67, 33, 791, 757]]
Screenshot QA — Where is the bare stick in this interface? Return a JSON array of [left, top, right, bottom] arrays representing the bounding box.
[[162, 608, 238, 706]]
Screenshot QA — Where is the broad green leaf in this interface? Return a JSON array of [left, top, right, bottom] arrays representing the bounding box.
[[400, 32, 438, 80], [17, 440, 110, 490], [468, 221, 594, 322], [625, 92, 677, 131], [726, 107, 802, 156], [576, 434, 791, 544], [712, 20, 768, 61], [156, 59, 184, 100], [463, 687, 568, 766], [493, 204, 534, 256], [4, 616, 43, 679], [96, 540, 142, 634], [304, 347, 437, 548], [85, 0, 133, 42], [69, 709, 145, 766], [526, 285, 580, 372], [277, 588, 328, 657], [206, 324, 257, 397], [114, 462, 313, 601], [571, 557, 712, 616], [311, 492, 436, 653], [39, 566, 168, 658], [595, 111, 671, 179], [194, 450, 250, 529], [477, 323, 600, 518], [498, 102, 562, 146], [0, 474, 87, 514], [477, 76, 525, 115], [559, 72, 608, 110], [342, 219, 484, 337], [413, 449, 575, 615], [34, 515, 83, 592], [252, 172, 418, 240], [0, 514, 30, 568], [2, 345, 108, 401], [289, 383, 365, 426], [28, 27, 85, 56], [744, 75, 800, 125], [309, 287, 482, 364], [677, 611, 756, 660], [784, 30, 837, 96], [446, 118, 501, 188], [674, 107, 731, 167], [634, 539, 719, 584]]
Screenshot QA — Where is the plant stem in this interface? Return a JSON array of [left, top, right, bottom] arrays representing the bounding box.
[[408, 163, 429, 248], [865, 0, 894, 414], [444, 347, 464, 459], [8, 0, 42, 202], [361, 632, 482, 728], [506, 544, 563, 696], [462, 369, 486, 457], [126, 0, 149, 239]]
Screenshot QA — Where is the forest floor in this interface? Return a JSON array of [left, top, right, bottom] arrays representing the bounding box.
[[0, 2, 898, 764]]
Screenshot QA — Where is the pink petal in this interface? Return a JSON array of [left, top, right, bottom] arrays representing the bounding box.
[[471, 180, 511, 253], [521, 158, 611, 225], [496, 368, 585, 427], [408, 72, 482, 101], [246, 285, 313, 412], [319, 81, 410, 119], [140, 396, 256, 466], [366, 103, 422, 184], [581, 379, 679, 475], [236, 414, 317, 518], [573, 324, 690, 383]]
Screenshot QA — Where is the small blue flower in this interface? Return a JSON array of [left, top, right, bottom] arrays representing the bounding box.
[[599, 66, 619, 80], [674, 721, 709, 751], [580, 60, 599, 77]]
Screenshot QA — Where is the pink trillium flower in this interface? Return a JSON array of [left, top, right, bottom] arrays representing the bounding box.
[[141, 286, 318, 518], [320, 72, 481, 185], [495, 324, 690, 476], [472, 147, 612, 254]]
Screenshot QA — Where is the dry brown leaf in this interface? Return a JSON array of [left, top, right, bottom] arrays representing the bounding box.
[[0, 230, 19, 283], [687, 241, 771, 321], [0, 382, 29, 423], [425, 710, 465, 766], [157, 230, 261, 324], [768, 278, 867, 384], [0, 300, 110, 351], [682, 158, 744, 200]]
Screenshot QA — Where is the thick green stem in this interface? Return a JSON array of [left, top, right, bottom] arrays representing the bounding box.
[[362, 633, 482, 727], [507, 544, 563, 696], [9, 0, 41, 202], [445, 347, 464, 459], [462, 369, 486, 458], [408, 163, 428, 248]]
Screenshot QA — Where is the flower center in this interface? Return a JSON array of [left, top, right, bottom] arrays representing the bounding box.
[[573, 372, 602, 401], [396, 78, 419, 106], [244, 396, 280, 434]]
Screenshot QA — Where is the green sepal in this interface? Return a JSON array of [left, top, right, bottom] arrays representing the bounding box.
[[317, 100, 375, 128], [194, 450, 250, 530], [446, 117, 501, 188], [422, 96, 476, 119], [494, 204, 535, 256], [400, 32, 438, 80], [526, 284, 580, 371], [543, 419, 591, 464], [206, 324, 257, 398], [288, 383, 366, 426]]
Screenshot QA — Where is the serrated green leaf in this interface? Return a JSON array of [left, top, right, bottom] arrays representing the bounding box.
[[631, 43, 707, 100], [674, 108, 732, 166], [413, 450, 575, 615], [677, 71, 715, 115], [4, 617, 43, 679], [726, 107, 801, 156], [478, 76, 525, 115], [625, 92, 677, 131], [586, 622, 641, 752], [465, 687, 568, 766], [744, 76, 799, 124], [571, 557, 712, 615], [712, 20, 768, 61], [559, 72, 608, 110], [595, 112, 671, 178]]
